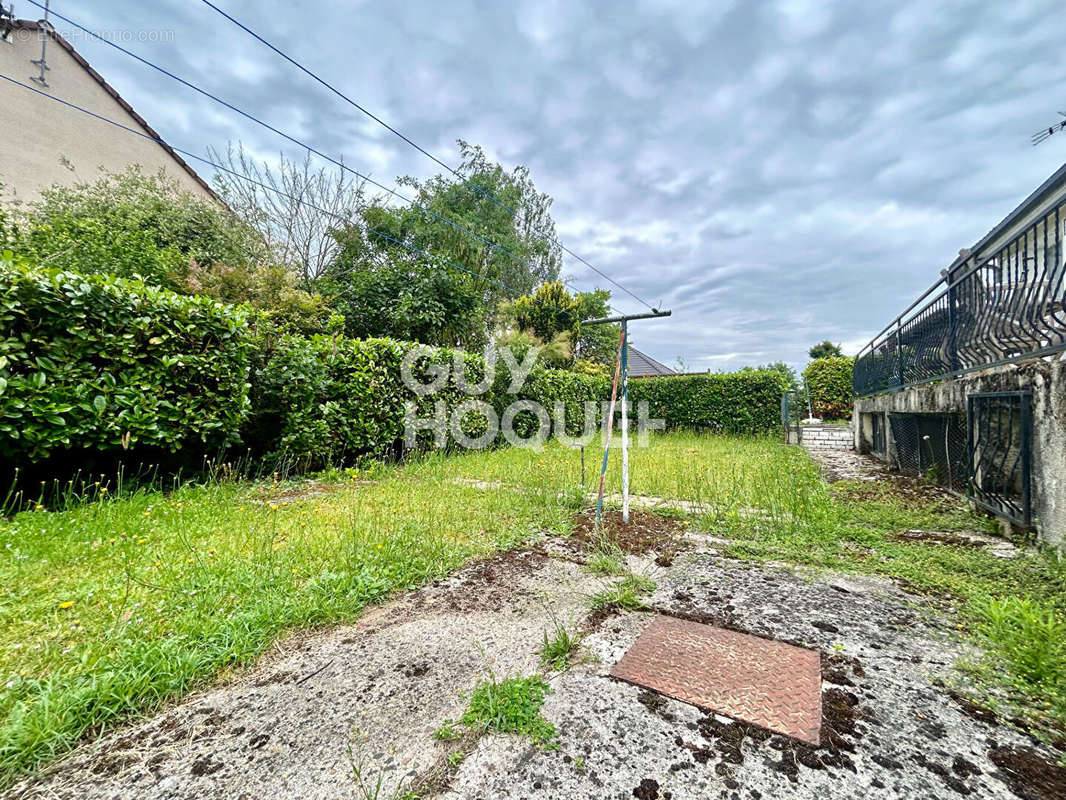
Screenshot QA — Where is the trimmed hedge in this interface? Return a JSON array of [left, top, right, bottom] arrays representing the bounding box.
[[0, 260, 254, 461], [1, 260, 790, 468], [628, 371, 790, 434], [245, 336, 611, 467], [803, 356, 855, 420]]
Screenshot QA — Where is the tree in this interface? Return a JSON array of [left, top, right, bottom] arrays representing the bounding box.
[[573, 289, 620, 367], [506, 282, 621, 369], [510, 281, 579, 342], [321, 218, 485, 346], [209, 143, 366, 282], [756, 361, 798, 389], [8, 167, 264, 289], [809, 341, 844, 360], [364, 141, 562, 309]]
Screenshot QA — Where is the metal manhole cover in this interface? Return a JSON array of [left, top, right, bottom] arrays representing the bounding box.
[[611, 615, 822, 745]]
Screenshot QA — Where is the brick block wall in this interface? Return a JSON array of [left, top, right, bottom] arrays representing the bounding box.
[[800, 425, 854, 452]]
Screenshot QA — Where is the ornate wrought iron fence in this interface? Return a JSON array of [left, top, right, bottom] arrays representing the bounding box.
[[967, 392, 1032, 527], [854, 200, 1066, 397]]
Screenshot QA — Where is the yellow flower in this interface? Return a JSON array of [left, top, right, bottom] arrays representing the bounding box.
[[270, 504, 280, 511], [58, 601, 74, 610], [376, 543, 383, 550]]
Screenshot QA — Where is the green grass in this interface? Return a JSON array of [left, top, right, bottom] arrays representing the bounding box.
[[3, 430, 1064, 784], [539, 621, 580, 672], [0, 450, 578, 786], [589, 573, 655, 612], [584, 546, 627, 577], [458, 675, 555, 747]]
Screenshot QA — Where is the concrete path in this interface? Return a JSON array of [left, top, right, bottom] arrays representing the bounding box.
[[9, 529, 1058, 800]]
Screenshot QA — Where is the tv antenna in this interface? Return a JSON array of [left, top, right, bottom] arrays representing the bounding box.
[[30, 0, 50, 87], [1031, 112, 1066, 146]]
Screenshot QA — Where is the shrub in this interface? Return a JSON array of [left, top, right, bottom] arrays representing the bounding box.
[[246, 336, 495, 468], [8, 168, 265, 290], [627, 370, 789, 433], [0, 258, 255, 461], [803, 357, 855, 420]]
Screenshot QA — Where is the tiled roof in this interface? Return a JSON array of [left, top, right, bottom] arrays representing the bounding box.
[[628, 347, 676, 377]]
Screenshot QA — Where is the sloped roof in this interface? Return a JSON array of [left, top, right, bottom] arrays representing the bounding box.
[[11, 19, 220, 202], [628, 347, 676, 377]]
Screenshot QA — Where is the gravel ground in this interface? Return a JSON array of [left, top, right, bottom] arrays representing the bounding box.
[[7, 530, 1062, 800]]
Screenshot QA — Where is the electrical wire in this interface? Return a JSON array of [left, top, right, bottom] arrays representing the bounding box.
[[23, 0, 598, 307], [191, 0, 656, 311], [0, 71, 583, 324]]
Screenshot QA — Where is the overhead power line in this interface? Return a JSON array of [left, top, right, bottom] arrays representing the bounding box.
[[0, 72, 582, 324], [1032, 112, 1066, 146], [194, 0, 656, 311], [23, 2, 602, 307]]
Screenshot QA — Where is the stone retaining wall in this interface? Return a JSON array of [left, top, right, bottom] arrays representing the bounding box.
[[799, 425, 854, 452]]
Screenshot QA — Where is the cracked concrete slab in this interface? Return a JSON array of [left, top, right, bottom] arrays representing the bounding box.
[[8, 535, 1060, 800]]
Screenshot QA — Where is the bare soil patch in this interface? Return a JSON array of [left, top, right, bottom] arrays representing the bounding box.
[[571, 509, 687, 560]]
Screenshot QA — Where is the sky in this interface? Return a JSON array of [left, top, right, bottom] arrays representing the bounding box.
[[25, 0, 1066, 372]]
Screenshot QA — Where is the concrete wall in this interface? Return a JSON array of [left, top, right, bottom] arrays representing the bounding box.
[[0, 25, 215, 204], [854, 357, 1066, 546]]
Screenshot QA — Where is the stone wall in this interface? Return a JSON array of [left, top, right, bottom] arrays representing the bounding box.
[[853, 357, 1065, 547], [799, 425, 854, 452]]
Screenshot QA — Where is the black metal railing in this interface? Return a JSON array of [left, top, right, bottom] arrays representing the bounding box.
[[854, 201, 1066, 396]]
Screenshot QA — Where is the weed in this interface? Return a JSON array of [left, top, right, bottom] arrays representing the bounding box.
[[460, 675, 556, 747], [447, 751, 465, 767], [584, 547, 627, 577], [539, 621, 580, 672], [974, 596, 1065, 702], [433, 721, 462, 741], [589, 573, 655, 612]]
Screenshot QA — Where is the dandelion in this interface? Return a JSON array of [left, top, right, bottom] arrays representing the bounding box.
[[58, 601, 74, 610]]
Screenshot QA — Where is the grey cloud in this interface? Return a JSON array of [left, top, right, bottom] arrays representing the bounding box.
[[43, 0, 1066, 372]]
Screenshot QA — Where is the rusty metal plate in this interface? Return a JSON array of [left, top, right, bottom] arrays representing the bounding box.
[[611, 615, 822, 745]]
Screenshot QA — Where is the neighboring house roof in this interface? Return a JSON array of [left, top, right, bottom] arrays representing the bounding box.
[[628, 347, 676, 378], [11, 19, 220, 203]]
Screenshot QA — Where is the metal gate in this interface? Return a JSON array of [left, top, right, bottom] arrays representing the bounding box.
[[870, 412, 886, 457], [967, 392, 1033, 527], [781, 391, 802, 444], [887, 412, 968, 491]]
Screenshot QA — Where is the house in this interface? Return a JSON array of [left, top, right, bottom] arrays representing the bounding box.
[[628, 347, 676, 378], [0, 15, 216, 202], [852, 161, 1066, 546]]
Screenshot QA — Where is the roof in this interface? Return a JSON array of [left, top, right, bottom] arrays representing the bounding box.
[[627, 347, 676, 377], [12, 19, 220, 203]]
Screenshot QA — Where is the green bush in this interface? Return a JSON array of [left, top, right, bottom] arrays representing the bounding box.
[[803, 357, 855, 420], [8, 168, 265, 290], [0, 258, 255, 460], [627, 370, 790, 433]]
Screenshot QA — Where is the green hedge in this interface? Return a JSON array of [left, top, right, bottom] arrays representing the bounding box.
[[627, 370, 790, 434], [245, 336, 611, 467], [1, 260, 790, 468], [0, 259, 254, 460], [803, 356, 855, 420]]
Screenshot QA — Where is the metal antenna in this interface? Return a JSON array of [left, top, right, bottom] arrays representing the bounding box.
[[1, 3, 15, 43], [30, 0, 49, 87], [1031, 112, 1066, 146]]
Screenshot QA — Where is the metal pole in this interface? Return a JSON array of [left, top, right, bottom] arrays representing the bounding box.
[[594, 327, 626, 530], [621, 319, 629, 524]]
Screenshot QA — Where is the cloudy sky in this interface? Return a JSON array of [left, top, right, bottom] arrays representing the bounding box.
[[28, 0, 1066, 371]]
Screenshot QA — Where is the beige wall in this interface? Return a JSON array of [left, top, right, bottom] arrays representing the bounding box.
[[0, 27, 216, 204]]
